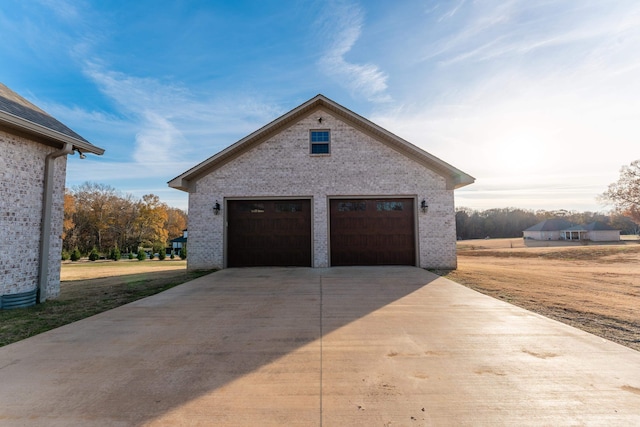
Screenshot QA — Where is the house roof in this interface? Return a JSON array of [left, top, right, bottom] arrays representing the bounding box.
[[565, 221, 620, 232], [171, 236, 187, 243], [0, 83, 104, 155], [168, 94, 475, 192], [524, 219, 575, 232]]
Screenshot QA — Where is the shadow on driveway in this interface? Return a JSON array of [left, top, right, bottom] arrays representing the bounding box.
[[0, 267, 437, 425]]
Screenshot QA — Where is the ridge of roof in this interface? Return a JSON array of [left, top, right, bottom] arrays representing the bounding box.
[[527, 219, 620, 232], [168, 94, 475, 191], [524, 218, 575, 232], [587, 221, 618, 231], [0, 83, 104, 155]]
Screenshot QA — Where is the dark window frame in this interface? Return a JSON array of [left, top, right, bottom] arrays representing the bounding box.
[[310, 130, 330, 155]]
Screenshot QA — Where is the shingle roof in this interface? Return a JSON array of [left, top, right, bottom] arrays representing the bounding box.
[[0, 83, 104, 155], [565, 221, 619, 232], [524, 219, 575, 232]]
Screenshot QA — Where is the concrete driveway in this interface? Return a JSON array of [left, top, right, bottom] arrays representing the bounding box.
[[1, 267, 639, 426]]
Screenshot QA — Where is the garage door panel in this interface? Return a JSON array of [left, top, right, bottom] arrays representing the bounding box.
[[330, 198, 415, 266], [227, 199, 311, 267]]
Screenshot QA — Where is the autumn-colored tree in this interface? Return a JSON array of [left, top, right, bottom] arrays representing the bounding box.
[[600, 160, 640, 223], [62, 191, 76, 243], [73, 183, 122, 251], [165, 207, 188, 240], [135, 194, 169, 248], [107, 193, 139, 253], [63, 182, 186, 255]]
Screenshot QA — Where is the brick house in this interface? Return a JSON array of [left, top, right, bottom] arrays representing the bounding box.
[[524, 219, 620, 242], [0, 83, 104, 308], [169, 94, 474, 270]]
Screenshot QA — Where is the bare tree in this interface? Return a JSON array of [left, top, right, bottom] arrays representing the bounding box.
[[600, 160, 640, 223]]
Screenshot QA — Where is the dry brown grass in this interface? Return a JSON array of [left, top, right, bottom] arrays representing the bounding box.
[[61, 259, 188, 281], [441, 239, 640, 351]]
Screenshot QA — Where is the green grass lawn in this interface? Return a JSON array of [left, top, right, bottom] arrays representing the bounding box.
[[0, 263, 215, 347]]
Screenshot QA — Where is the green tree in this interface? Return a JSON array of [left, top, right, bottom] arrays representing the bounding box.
[[70, 247, 82, 261], [179, 246, 187, 260], [137, 249, 147, 261], [109, 246, 121, 261], [88, 247, 100, 261]]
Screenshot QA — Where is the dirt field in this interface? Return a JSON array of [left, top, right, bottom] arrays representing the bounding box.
[[442, 239, 640, 351]]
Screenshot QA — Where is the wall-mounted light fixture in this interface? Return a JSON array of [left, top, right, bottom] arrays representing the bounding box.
[[421, 199, 428, 213], [317, 117, 323, 124], [213, 200, 221, 215]]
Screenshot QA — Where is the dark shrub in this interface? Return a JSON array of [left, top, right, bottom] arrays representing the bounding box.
[[137, 249, 146, 261], [88, 247, 100, 261], [109, 247, 121, 261], [61, 250, 70, 261], [179, 247, 187, 260], [70, 248, 82, 261]]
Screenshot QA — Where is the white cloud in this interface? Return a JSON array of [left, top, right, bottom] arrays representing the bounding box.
[[371, 65, 638, 211], [82, 61, 282, 167], [315, 0, 390, 102], [437, 0, 466, 22], [35, 0, 82, 22], [366, 1, 640, 211]]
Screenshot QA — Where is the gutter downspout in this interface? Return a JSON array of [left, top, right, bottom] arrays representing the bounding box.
[[38, 142, 73, 303]]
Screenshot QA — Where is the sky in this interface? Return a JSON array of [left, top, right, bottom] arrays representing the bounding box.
[[1, 0, 639, 213]]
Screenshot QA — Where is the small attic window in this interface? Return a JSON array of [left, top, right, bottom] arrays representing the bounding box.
[[310, 130, 330, 154]]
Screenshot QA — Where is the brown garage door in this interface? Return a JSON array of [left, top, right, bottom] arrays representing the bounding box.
[[330, 198, 415, 266], [227, 199, 312, 267]]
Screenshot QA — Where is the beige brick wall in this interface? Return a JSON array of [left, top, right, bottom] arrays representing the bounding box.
[[187, 108, 458, 270], [0, 130, 66, 299]]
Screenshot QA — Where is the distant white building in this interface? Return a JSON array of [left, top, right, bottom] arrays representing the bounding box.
[[524, 219, 620, 242], [523, 219, 574, 241], [561, 222, 620, 242]]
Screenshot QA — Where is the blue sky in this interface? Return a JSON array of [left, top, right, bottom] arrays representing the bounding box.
[[2, 0, 639, 212]]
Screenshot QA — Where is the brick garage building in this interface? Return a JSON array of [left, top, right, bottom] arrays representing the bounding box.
[[169, 95, 474, 270], [0, 83, 104, 308]]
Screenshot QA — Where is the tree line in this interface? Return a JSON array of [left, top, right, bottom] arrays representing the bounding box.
[[63, 182, 187, 256], [455, 207, 638, 240], [458, 159, 640, 240]]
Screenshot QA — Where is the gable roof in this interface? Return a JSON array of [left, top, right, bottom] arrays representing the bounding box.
[[168, 94, 475, 192], [524, 218, 575, 232], [0, 83, 104, 155]]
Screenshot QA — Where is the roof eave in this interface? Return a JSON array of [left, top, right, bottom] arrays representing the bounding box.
[[0, 110, 105, 155]]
